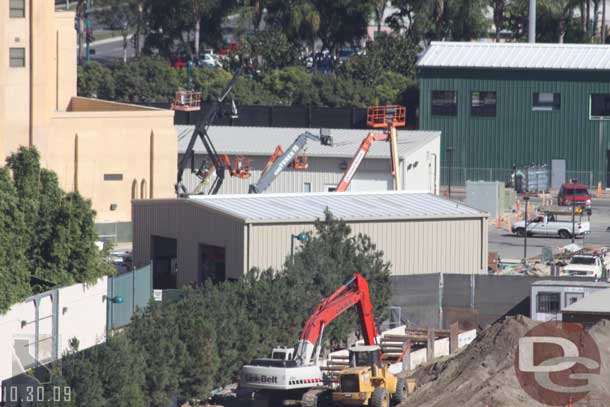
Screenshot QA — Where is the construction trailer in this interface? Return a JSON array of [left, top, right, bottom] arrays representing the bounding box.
[[530, 280, 610, 322], [175, 126, 441, 194], [132, 191, 488, 289]]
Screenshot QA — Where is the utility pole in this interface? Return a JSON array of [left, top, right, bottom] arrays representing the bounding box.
[[85, 0, 91, 63], [523, 196, 529, 263], [529, 0, 536, 43], [446, 146, 454, 198], [571, 179, 576, 243]]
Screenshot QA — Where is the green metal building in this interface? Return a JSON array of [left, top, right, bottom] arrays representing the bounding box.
[[418, 42, 610, 187]]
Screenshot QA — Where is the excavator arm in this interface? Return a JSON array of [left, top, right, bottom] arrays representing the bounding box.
[[176, 68, 242, 196], [293, 274, 379, 366]]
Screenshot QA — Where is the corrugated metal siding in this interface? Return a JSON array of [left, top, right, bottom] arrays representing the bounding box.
[[182, 156, 396, 194], [419, 69, 610, 185], [248, 218, 487, 275], [132, 200, 245, 283]]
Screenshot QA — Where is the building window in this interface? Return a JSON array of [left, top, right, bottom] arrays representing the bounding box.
[[537, 292, 560, 313], [324, 184, 337, 192], [471, 91, 496, 117], [431, 91, 457, 116], [590, 94, 610, 120], [131, 180, 139, 200], [104, 173, 123, 181], [10, 0, 25, 18], [565, 292, 584, 307], [9, 48, 25, 67], [532, 92, 560, 111], [140, 179, 147, 199], [303, 182, 312, 193]]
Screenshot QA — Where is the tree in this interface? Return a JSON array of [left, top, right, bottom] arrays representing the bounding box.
[[0, 168, 30, 313], [373, 0, 388, 33], [490, 0, 508, 41], [97, 0, 144, 63], [244, 28, 300, 70], [77, 61, 116, 99]]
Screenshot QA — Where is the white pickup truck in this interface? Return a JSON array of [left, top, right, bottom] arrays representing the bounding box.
[[511, 215, 590, 239], [563, 255, 608, 279]]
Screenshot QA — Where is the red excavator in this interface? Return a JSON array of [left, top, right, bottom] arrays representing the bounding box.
[[239, 274, 409, 407], [335, 105, 406, 193]]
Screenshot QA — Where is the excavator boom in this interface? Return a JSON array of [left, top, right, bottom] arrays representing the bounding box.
[[294, 274, 379, 365]]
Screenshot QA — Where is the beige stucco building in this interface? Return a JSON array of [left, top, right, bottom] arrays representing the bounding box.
[[1, 0, 177, 236]]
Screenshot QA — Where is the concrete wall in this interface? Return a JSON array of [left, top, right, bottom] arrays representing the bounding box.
[[247, 217, 487, 275], [133, 200, 245, 285], [0, 278, 107, 383]]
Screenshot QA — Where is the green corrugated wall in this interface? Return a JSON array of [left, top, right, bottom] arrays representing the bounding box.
[[419, 68, 610, 187]]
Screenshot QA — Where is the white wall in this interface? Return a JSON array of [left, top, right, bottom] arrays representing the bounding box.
[[0, 278, 107, 383]]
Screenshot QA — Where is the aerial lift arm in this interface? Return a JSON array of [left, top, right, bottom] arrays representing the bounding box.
[[248, 129, 332, 194], [293, 274, 379, 366], [335, 132, 397, 192], [176, 67, 242, 196]]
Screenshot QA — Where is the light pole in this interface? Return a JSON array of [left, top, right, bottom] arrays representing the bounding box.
[[571, 178, 577, 243], [446, 146, 455, 198], [104, 295, 124, 339], [290, 232, 310, 263], [523, 196, 529, 263]]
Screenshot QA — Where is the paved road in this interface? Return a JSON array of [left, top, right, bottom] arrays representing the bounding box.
[[488, 197, 610, 259], [90, 37, 135, 62]]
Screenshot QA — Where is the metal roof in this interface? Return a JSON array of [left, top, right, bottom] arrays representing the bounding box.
[[562, 288, 610, 314], [417, 42, 610, 71], [532, 280, 610, 288], [176, 125, 440, 159], [187, 191, 485, 223]]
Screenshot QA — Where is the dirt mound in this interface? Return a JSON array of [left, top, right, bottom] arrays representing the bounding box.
[[404, 316, 610, 407]]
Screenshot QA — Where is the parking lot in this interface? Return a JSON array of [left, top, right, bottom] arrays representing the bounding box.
[[488, 197, 610, 259]]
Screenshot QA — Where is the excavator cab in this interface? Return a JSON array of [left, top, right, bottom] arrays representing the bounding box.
[[348, 345, 382, 368]]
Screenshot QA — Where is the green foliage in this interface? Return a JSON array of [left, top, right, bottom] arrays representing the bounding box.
[[244, 28, 300, 69], [112, 57, 181, 103], [0, 147, 113, 313], [0, 168, 30, 312], [48, 211, 392, 401], [77, 62, 115, 99]]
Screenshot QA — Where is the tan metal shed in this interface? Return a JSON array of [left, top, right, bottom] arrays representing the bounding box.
[[133, 191, 488, 288]]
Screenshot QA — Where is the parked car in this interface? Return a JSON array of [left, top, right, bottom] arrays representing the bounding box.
[[170, 54, 188, 68], [197, 53, 222, 68], [558, 182, 592, 215], [511, 214, 590, 238], [562, 254, 608, 279]]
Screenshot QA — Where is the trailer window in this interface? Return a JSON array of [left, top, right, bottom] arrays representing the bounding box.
[[471, 91, 496, 117], [537, 292, 560, 313], [431, 91, 457, 116], [533, 92, 560, 111]]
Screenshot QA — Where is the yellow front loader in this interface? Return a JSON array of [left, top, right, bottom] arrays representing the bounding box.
[[332, 345, 415, 407]]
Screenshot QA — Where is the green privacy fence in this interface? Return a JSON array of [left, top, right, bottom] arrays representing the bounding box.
[[107, 264, 152, 329]]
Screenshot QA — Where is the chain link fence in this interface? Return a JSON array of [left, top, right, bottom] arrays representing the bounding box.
[[441, 167, 599, 188]]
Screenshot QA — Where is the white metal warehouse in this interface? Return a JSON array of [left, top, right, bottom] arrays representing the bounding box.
[[176, 125, 441, 194], [133, 191, 488, 289]]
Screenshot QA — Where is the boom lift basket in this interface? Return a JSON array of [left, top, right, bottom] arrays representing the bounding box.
[[172, 90, 202, 111], [367, 105, 406, 128]]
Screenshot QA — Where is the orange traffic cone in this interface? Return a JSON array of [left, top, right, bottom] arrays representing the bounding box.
[[505, 216, 512, 233], [496, 215, 503, 229], [516, 200, 521, 214], [596, 181, 602, 198]]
